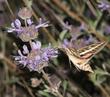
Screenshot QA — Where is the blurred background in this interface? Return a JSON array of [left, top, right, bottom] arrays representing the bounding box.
[[0, 0, 110, 97]]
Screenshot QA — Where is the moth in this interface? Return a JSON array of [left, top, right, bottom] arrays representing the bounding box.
[[61, 41, 107, 72]]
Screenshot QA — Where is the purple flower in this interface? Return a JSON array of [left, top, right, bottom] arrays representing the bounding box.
[[7, 18, 49, 42], [103, 25, 110, 35], [62, 34, 97, 49], [98, 0, 110, 12], [42, 45, 58, 61], [62, 39, 70, 48], [83, 35, 97, 45], [14, 41, 58, 71]]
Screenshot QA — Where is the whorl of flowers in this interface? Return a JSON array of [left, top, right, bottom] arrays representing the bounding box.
[[14, 41, 58, 71], [62, 23, 97, 49], [97, 0, 110, 12], [7, 18, 49, 42], [8, 7, 58, 71]]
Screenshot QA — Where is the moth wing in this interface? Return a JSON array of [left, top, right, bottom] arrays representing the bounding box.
[[66, 48, 81, 58], [77, 63, 94, 73], [77, 41, 107, 59]]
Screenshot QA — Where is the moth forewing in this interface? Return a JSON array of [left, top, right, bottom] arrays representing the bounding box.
[[81, 41, 108, 66], [64, 47, 81, 58], [78, 41, 107, 57], [81, 63, 94, 73]]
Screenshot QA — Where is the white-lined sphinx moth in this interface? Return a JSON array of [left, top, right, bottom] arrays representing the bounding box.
[[61, 41, 107, 72]]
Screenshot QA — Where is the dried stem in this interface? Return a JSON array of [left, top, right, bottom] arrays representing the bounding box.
[[3, 56, 16, 71], [51, 0, 88, 24], [42, 70, 63, 97], [98, 84, 110, 97], [20, 79, 36, 97], [5, 0, 15, 18], [24, 19, 28, 28], [29, 40, 33, 49]]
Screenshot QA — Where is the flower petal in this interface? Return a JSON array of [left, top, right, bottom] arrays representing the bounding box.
[[23, 45, 29, 54], [27, 18, 33, 25], [15, 19, 21, 28], [32, 41, 41, 50]]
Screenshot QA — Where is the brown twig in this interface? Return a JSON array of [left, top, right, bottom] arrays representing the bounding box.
[[5, 0, 15, 18], [2, 55, 16, 71], [51, 0, 88, 24], [42, 70, 63, 97]]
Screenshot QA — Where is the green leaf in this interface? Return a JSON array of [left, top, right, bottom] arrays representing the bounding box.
[[62, 80, 68, 94], [89, 67, 110, 85], [59, 30, 68, 40], [38, 90, 52, 97]]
